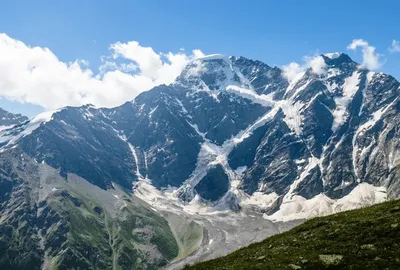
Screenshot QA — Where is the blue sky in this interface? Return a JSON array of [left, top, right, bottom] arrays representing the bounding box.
[[1, 0, 399, 116]]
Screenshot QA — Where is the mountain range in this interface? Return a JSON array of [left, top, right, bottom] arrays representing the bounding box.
[[0, 52, 399, 269]]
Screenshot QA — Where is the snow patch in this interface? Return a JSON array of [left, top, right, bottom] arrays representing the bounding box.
[[284, 157, 319, 201], [133, 180, 220, 215], [175, 98, 189, 114], [240, 192, 279, 209], [128, 143, 143, 178], [323, 52, 342, 59], [0, 109, 61, 148], [226, 85, 274, 107], [356, 98, 396, 135], [0, 125, 13, 131], [196, 54, 226, 61], [332, 71, 361, 131], [149, 105, 158, 118], [265, 183, 386, 222], [280, 101, 303, 135], [187, 121, 207, 140], [233, 166, 247, 177]]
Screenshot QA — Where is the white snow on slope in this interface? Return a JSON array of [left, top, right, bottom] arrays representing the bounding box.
[[226, 85, 274, 107], [358, 72, 375, 116], [280, 75, 312, 135], [0, 125, 13, 131], [134, 179, 219, 215], [332, 71, 361, 131], [197, 54, 226, 61], [323, 52, 342, 59], [280, 101, 303, 135], [265, 183, 386, 222], [116, 133, 146, 179], [186, 121, 206, 140], [226, 83, 308, 136], [284, 157, 320, 201], [352, 93, 398, 179], [334, 183, 387, 212], [0, 109, 61, 149], [356, 98, 397, 136], [128, 143, 143, 178], [285, 71, 306, 91], [240, 192, 279, 209]]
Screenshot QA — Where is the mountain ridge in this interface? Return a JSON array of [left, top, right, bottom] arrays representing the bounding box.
[[0, 107, 28, 129], [1, 52, 399, 217]]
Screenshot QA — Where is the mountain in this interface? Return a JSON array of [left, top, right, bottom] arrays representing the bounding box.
[[184, 199, 400, 269], [0, 148, 185, 269], [0, 107, 28, 129], [0, 53, 400, 268]]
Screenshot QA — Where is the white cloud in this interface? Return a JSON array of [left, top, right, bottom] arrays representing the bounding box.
[[306, 55, 327, 75], [282, 55, 327, 82], [192, 49, 205, 59], [347, 39, 383, 70], [0, 33, 203, 110], [389, 40, 400, 53], [189, 60, 208, 76], [282, 62, 304, 82]]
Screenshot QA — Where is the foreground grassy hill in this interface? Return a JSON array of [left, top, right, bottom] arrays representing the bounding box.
[[185, 199, 400, 270]]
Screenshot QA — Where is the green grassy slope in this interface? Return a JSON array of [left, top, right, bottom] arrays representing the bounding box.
[[45, 188, 179, 270], [0, 147, 183, 270], [164, 212, 203, 261], [0, 182, 179, 270], [185, 199, 400, 270]]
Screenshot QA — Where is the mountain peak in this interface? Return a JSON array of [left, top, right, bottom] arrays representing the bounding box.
[[174, 54, 284, 95], [323, 52, 343, 59], [321, 52, 355, 65]]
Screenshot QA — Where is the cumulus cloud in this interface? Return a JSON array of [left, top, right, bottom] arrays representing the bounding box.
[[282, 62, 303, 82], [389, 40, 400, 53], [347, 39, 383, 70], [0, 33, 203, 110], [305, 55, 327, 75], [282, 55, 327, 82]]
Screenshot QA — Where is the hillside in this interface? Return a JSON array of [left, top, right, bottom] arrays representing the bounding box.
[[0, 149, 182, 270], [185, 199, 400, 269]]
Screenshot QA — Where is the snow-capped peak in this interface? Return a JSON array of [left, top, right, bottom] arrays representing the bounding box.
[[323, 52, 343, 59]]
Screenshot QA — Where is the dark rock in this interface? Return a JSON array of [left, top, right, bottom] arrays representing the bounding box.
[[195, 165, 230, 201]]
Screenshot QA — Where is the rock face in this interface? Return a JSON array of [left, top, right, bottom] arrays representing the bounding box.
[[0, 52, 400, 267], [0, 107, 28, 128]]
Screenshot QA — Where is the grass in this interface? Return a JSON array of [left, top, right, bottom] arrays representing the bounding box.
[[45, 187, 179, 269], [167, 213, 203, 261], [185, 199, 400, 270]]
